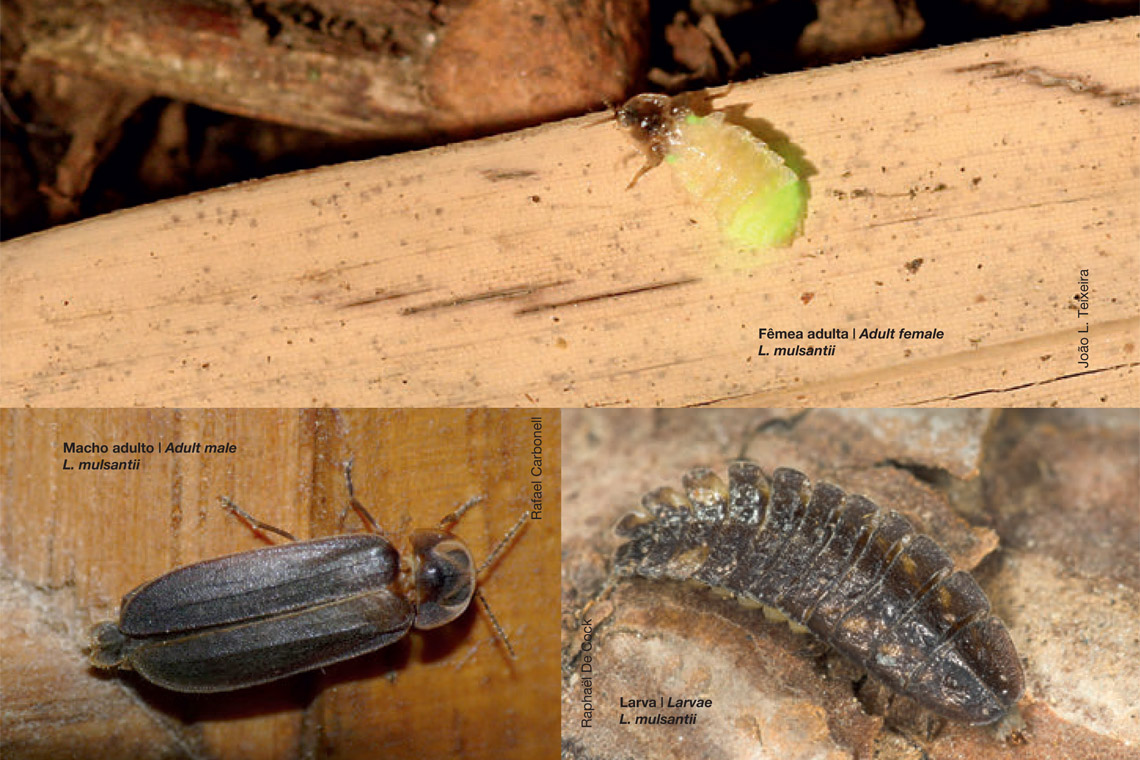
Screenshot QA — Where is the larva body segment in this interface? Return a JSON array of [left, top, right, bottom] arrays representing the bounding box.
[[615, 93, 806, 249], [613, 461, 1024, 725]]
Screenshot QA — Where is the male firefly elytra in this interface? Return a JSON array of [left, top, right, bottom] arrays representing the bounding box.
[[88, 461, 527, 692]]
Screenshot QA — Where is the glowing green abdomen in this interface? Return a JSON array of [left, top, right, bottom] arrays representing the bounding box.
[[667, 113, 805, 248]]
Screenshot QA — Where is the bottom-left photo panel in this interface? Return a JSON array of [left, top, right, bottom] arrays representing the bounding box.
[[0, 408, 560, 760]]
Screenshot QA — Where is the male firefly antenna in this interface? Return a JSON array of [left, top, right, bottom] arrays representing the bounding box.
[[469, 509, 530, 659]]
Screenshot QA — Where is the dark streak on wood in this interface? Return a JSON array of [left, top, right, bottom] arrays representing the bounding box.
[[339, 288, 431, 309], [399, 280, 572, 315], [480, 169, 539, 182], [867, 213, 937, 229], [514, 277, 701, 315], [684, 391, 760, 407], [952, 60, 1139, 106], [933, 361, 1140, 403]]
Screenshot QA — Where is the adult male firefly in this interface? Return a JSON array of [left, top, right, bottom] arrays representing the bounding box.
[[88, 463, 527, 692], [615, 91, 807, 249]]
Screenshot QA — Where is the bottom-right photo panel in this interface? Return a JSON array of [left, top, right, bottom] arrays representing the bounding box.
[[561, 409, 1138, 760]]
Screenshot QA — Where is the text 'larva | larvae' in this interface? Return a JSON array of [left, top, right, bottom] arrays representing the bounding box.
[[616, 92, 807, 249], [612, 461, 1024, 725]]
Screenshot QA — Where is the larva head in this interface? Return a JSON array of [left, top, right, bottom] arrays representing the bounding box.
[[409, 530, 477, 629], [908, 615, 1025, 724]]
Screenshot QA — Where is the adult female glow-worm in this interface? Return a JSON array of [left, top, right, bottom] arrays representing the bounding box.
[[616, 92, 807, 249]]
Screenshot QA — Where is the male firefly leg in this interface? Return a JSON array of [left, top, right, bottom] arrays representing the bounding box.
[[339, 459, 388, 537]]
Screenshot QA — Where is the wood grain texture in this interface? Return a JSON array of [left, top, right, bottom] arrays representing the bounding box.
[[2, 19, 1137, 408], [0, 408, 559, 760]]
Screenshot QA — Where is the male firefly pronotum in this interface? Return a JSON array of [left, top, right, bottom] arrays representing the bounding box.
[[88, 462, 527, 692]]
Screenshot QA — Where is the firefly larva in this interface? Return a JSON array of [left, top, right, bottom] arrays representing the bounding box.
[[616, 92, 807, 249], [612, 461, 1024, 724]]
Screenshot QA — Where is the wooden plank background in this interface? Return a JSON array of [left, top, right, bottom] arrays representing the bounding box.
[[2, 19, 1137, 407], [0, 408, 559, 760]]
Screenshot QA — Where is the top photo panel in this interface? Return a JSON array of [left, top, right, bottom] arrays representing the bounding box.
[[2, 6, 1136, 407]]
